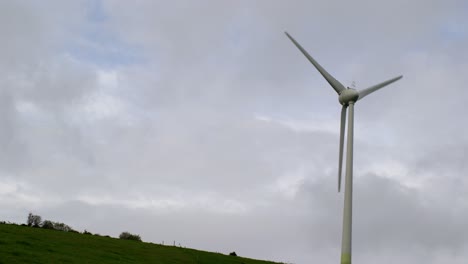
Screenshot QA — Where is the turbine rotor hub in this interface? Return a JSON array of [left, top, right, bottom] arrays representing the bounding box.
[[339, 88, 359, 105]]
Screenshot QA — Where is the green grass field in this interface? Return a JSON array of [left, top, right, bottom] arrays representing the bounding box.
[[0, 223, 281, 264]]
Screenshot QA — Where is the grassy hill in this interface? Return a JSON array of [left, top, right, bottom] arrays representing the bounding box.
[[0, 223, 281, 264]]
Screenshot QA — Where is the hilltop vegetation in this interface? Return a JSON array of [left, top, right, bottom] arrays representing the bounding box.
[[0, 222, 282, 264]]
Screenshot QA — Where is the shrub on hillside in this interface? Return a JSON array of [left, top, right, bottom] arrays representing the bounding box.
[[27, 213, 42, 227], [229, 251, 237, 256], [119, 231, 142, 242], [52, 222, 73, 232], [27, 213, 76, 232], [41, 220, 55, 230]]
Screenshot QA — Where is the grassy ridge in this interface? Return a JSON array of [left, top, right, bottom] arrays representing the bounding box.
[[0, 223, 280, 264]]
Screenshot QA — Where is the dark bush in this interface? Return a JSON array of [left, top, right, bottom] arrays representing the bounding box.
[[229, 252, 237, 256], [83, 230, 92, 235], [119, 231, 142, 242]]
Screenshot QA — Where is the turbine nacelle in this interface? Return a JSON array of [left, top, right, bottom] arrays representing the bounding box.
[[338, 89, 359, 106]]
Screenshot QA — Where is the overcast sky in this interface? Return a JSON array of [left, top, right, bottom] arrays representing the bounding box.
[[1, 1, 468, 263]]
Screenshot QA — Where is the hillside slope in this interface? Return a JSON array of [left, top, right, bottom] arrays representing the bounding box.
[[0, 223, 281, 264]]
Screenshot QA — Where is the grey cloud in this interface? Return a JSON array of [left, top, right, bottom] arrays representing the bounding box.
[[1, 1, 467, 264]]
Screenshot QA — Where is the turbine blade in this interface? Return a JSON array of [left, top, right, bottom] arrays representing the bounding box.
[[284, 32, 346, 94], [357, 75, 403, 100], [338, 105, 347, 192]]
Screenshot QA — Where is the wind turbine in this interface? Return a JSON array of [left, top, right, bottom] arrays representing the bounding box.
[[284, 32, 402, 264]]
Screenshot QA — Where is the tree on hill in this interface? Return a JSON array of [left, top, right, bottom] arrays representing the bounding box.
[[41, 220, 55, 229], [52, 222, 73, 232], [27, 213, 42, 227], [26, 213, 76, 232], [41, 219, 74, 232]]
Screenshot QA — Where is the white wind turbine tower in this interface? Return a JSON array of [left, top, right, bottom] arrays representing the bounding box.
[[285, 32, 402, 264]]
